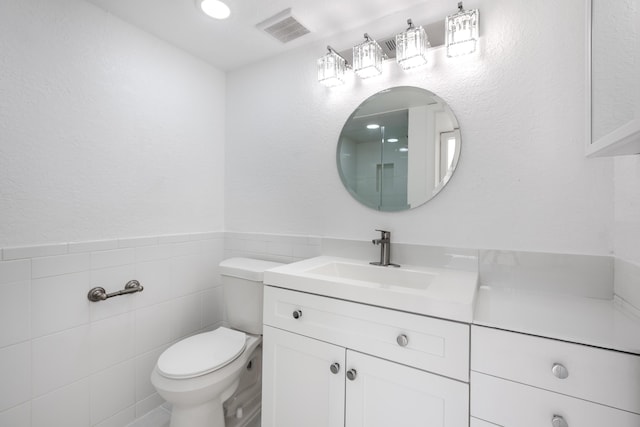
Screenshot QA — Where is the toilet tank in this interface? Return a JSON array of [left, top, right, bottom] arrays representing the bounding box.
[[219, 258, 284, 335]]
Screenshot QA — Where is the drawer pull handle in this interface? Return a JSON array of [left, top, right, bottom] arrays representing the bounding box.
[[292, 310, 302, 319], [552, 415, 568, 427], [346, 369, 357, 381], [396, 334, 409, 347], [330, 363, 340, 374], [551, 363, 569, 379]]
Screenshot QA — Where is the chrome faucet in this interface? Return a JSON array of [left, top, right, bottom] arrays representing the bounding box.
[[370, 229, 400, 267]]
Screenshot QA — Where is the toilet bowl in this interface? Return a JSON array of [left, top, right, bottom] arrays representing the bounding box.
[[151, 329, 261, 427], [151, 258, 282, 427]]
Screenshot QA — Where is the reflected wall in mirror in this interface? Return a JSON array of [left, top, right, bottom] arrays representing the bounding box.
[[337, 86, 461, 211], [588, 0, 640, 156]]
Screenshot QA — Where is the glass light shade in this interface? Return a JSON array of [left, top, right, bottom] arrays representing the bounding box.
[[445, 6, 479, 57], [353, 36, 384, 78], [317, 50, 347, 87], [396, 25, 430, 70], [200, 0, 230, 20]]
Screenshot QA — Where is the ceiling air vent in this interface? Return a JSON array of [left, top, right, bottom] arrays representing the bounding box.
[[256, 8, 310, 43], [337, 35, 398, 64], [380, 37, 397, 60]]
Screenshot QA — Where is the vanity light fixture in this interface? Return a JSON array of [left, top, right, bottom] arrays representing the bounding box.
[[317, 46, 348, 87], [445, 2, 479, 57], [396, 19, 430, 70], [317, 3, 481, 87], [199, 0, 231, 20], [353, 33, 384, 79]]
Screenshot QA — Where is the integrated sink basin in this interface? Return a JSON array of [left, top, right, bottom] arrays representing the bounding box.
[[263, 256, 479, 323], [306, 261, 436, 290]]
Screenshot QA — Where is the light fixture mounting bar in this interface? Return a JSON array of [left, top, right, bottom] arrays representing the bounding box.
[[334, 20, 445, 64], [327, 45, 350, 67]]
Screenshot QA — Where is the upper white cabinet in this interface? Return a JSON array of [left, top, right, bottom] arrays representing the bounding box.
[[586, 0, 640, 156]]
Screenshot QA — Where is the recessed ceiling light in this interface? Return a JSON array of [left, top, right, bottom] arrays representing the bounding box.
[[366, 124, 380, 129], [387, 138, 399, 143], [199, 0, 231, 20]]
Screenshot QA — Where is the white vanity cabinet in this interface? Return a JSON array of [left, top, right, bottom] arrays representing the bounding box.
[[470, 325, 640, 427], [261, 286, 470, 427]]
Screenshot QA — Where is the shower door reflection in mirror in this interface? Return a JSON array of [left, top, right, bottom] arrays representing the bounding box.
[[337, 86, 461, 211]]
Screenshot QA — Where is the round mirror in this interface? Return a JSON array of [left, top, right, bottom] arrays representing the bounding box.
[[336, 86, 461, 211]]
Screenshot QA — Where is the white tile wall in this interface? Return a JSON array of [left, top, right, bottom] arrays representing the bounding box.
[[0, 259, 31, 283], [3, 244, 68, 261], [31, 272, 91, 337], [90, 313, 136, 373], [31, 379, 91, 427], [224, 232, 322, 264], [31, 252, 91, 279], [0, 280, 30, 348], [32, 325, 92, 397], [90, 361, 136, 425], [0, 402, 30, 427], [0, 230, 621, 427], [0, 232, 225, 427], [0, 342, 31, 412]]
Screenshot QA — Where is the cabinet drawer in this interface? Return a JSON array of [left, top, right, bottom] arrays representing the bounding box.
[[264, 286, 470, 381], [471, 325, 640, 414], [471, 371, 640, 427]]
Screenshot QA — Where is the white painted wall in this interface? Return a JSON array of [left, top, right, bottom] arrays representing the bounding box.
[[0, 0, 228, 426], [0, 0, 226, 248], [226, 0, 614, 255]]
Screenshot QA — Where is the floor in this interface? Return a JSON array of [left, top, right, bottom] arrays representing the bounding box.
[[126, 406, 170, 427], [126, 406, 261, 427]]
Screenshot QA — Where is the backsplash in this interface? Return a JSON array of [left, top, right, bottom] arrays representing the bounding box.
[[614, 258, 640, 317], [478, 250, 615, 299], [0, 232, 225, 427], [1, 231, 637, 427], [224, 232, 323, 263]]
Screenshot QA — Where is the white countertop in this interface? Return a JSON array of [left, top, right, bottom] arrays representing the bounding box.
[[264, 256, 479, 323], [473, 285, 640, 355]]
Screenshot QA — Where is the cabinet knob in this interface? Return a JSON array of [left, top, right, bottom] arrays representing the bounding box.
[[551, 363, 569, 379], [396, 334, 409, 347], [330, 363, 340, 374], [346, 369, 357, 381], [292, 310, 302, 319], [552, 415, 568, 427]]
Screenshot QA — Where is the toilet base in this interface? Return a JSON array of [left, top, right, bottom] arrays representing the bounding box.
[[170, 397, 225, 427], [152, 334, 262, 427], [224, 385, 261, 427]]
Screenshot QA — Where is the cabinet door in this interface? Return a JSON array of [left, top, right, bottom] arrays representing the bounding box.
[[345, 350, 469, 427], [262, 326, 346, 427]]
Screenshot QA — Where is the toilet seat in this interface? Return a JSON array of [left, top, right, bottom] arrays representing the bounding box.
[[157, 327, 247, 379]]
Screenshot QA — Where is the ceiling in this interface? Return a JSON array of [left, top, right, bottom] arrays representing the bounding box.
[[83, 0, 446, 71]]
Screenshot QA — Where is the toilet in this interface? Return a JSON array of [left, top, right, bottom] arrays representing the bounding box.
[[151, 257, 283, 427]]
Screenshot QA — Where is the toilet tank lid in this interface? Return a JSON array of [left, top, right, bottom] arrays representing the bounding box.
[[219, 257, 284, 282]]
